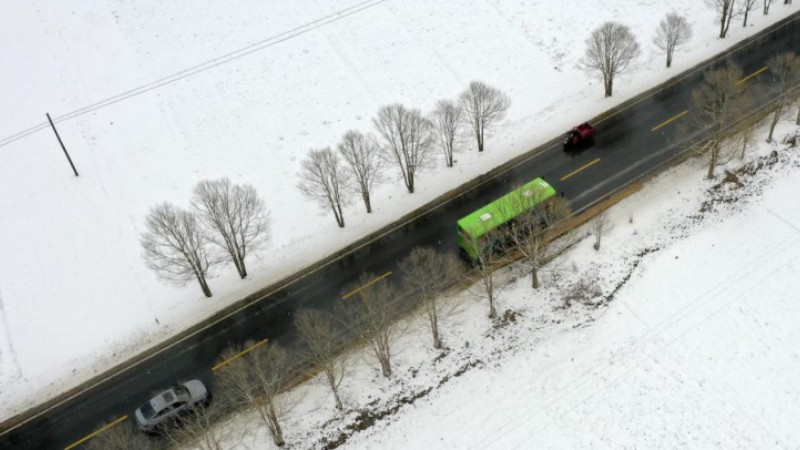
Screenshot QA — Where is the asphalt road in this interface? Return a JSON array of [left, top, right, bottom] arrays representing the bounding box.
[[2, 12, 799, 450]]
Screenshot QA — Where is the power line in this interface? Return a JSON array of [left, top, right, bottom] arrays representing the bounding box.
[[0, 0, 388, 149]]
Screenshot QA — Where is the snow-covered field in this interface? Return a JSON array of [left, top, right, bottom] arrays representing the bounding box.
[[206, 121, 800, 450], [0, 0, 797, 423]]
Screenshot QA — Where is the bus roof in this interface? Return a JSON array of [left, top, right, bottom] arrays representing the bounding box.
[[457, 177, 556, 237]]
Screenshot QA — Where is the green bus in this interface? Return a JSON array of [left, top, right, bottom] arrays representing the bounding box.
[[457, 177, 557, 261]]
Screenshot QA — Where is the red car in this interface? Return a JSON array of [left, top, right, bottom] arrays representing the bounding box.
[[563, 122, 596, 150]]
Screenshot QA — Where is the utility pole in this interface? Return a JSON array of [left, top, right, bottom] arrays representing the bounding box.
[[46, 113, 79, 177]]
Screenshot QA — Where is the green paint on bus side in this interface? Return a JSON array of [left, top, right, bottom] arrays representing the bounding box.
[[457, 177, 556, 260]]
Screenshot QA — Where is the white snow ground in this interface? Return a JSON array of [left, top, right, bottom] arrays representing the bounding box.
[[204, 122, 800, 450], [0, 0, 797, 426]]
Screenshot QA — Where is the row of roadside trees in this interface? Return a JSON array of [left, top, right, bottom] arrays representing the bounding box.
[[297, 80, 510, 227], [687, 51, 800, 180], [582, 2, 794, 99]]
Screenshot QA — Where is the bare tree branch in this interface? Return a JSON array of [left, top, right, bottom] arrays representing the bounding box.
[[294, 308, 349, 410], [86, 421, 156, 450], [766, 52, 800, 141], [298, 148, 351, 227], [583, 22, 641, 97], [467, 228, 507, 319], [689, 63, 750, 179], [503, 195, 571, 289], [215, 342, 292, 447], [458, 81, 510, 153], [742, 0, 759, 26], [373, 104, 434, 194], [653, 13, 692, 68], [340, 274, 406, 377], [590, 212, 613, 251], [398, 247, 463, 349], [141, 203, 217, 297], [192, 178, 270, 279], [430, 99, 464, 167], [764, 0, 773, 14], [163, 401, 242, 450], [706, 0, 742, 38], [337, 130, 383, 213]]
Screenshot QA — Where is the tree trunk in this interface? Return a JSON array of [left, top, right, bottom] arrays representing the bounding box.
[[743, 8, 750, 27], [363, 191, 372, 213], [197, 273, 212, 297], [707, 145, 719, 179], [476, 129, 484, 152], [666, 50, 673, 68], [407, 171, 415, 193], [605, 76, 613, 97], [720, 4, 729, 38], [324, 367, 343, 410], [229, 252, 243, 278], [430, 311, 441, 349], [487, 293, 496, 318], [335, 204, 345, 227], [399, 165, 410, 192], [531, 265, 539, 289], [767, 107, 781, 142], [378, 353, 392, 377], [267, 401, 285, 447], [235, 254, 247, 279], [796, 104, 800, 125]]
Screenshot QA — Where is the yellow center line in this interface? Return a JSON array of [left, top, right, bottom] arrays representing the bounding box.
[[560, 158, 601, 182], [736, 66, 767, 85], [64, 415, 128, 450], [651, 110, 688, 132], [341, 271, 392, 300], [212, 337, 270, 372]]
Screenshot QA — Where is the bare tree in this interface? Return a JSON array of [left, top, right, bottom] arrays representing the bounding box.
[[504, 195, 571, 289], [338, 130, 383, 213], [583, 22, 641, 97], [373, 104, 434, 194], [764, 0, 773, 14], [591, 212, 613, 251], [215, 342, 291, 447], [192, 178, 270, 279], [398, 247, 462, 349], [458, 81, 510, 153], [86, 422, 155, 450], [341, 274, 405, 377], [469, 228, 507, 319], [430, 99, 464, 167], [689, 64, 748, 179], [141, 203, 217, 297], [742, 0, 759, 25], [298, 148, 351, 227], [737, 124, 754, 160], [163, 401, 242, 450], [707, 0, 741, 38], [654, 13, 692, 68], [294, 308, 348, 410], [766, 52, 800, 141]]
